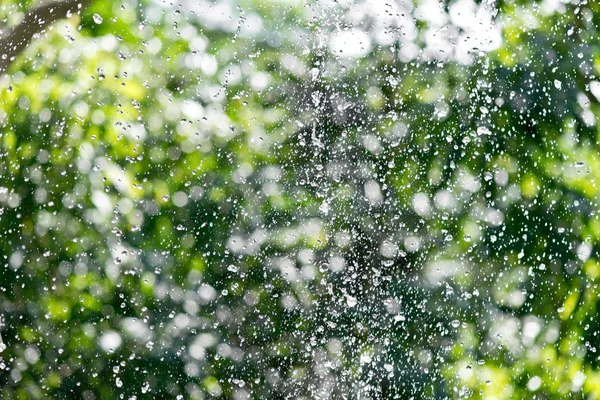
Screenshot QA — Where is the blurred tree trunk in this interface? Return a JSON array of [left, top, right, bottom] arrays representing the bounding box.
[[0, 0, 92, 73]]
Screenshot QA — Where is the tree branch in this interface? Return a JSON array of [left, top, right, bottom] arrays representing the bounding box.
[[0, 0, 93, 73]]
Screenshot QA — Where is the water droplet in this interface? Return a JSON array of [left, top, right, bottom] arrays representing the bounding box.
[[477, 126, 491, 136], [346, 295, 357, 308], [227, 265, 239, 273]]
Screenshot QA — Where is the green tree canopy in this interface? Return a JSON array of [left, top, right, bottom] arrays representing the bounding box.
[[1, 0, 600, 398]]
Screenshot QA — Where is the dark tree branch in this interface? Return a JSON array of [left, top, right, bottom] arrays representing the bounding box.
[[0, 0, 93, 73]]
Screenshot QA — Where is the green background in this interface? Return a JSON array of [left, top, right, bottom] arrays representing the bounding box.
[[1, 0, 599, 398]]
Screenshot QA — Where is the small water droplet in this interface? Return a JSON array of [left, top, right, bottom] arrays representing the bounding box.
[[346, 295, 357, 308], [227, 265, 239, 273]]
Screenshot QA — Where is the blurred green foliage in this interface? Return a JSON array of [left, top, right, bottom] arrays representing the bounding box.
[[1, 0, 600, 398]]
